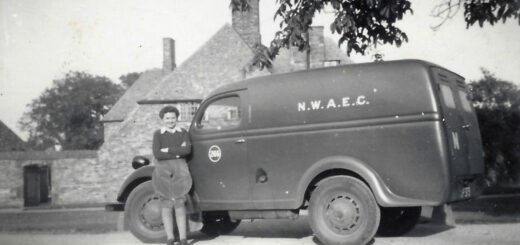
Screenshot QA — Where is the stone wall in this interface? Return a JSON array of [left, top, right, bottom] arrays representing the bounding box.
[[0, 150, 102, 208], [0, 158, 23, 207], [103, 121, 121, 140]]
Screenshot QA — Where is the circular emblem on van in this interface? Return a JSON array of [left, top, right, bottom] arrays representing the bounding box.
[[208, 145, 222, 163]]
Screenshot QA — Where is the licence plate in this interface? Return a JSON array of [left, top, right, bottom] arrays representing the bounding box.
[[461, 186, 471, 198]]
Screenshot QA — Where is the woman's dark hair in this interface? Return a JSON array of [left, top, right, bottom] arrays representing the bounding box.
[[159, 106, 180, 119]]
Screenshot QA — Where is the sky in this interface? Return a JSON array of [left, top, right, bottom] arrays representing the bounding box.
[[1, 0, 519, 139]]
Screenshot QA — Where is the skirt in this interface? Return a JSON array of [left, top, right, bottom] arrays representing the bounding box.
[[152, 159, 193, 206]]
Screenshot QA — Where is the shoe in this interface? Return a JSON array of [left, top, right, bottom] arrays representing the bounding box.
[[166, 239, 175, 245], [179, 239, 188, 245]]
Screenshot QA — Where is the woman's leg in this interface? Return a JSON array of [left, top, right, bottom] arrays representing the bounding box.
[[174, 204, 187, 241], [161, 199, 175, 241]]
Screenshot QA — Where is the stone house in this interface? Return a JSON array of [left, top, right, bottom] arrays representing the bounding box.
[[0, 0, 354, 209], [99, 0, 353, 202]]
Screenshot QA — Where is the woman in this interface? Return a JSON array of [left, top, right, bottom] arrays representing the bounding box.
[[152, 106, 192, 245]]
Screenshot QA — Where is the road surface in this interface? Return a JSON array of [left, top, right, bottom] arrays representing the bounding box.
[[1, 217, 519, 245]]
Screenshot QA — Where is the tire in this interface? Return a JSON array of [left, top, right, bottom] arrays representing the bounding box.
[[200, 212, 241, 237], [125, 181, 166, 243], [376, 206, 421, 237], [309, 176, 380, 245]]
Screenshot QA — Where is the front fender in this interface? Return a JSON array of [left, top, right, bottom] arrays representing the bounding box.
[[296, 156, 440, 207], [116, 165, 155, 202]]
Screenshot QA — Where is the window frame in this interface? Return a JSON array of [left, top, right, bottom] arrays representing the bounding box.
[[458, 90, 473, 113], [439, 84, 456, 109], [323, 60, 341, 67], [194, 94, 243, 133]]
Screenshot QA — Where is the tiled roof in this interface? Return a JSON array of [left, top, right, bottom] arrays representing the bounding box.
[[0, 121, 26, 151], [104, 25, 352, 122], [102, 69, 163, 122], [144, 24, 257, 101]]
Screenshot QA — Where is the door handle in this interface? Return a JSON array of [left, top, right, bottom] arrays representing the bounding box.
[[256, 168, 268, 183], [461, 124, 471, 130], [235, 138, 246, 143]]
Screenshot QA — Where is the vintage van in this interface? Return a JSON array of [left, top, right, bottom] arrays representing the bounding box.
[[113, 60, 484, 245]]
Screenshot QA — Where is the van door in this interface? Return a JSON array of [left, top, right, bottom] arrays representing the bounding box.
[[454, 88, 484, 175], [189, 91, 252, 210], [433, 68, 484, 199], [435, 74, 470, 176]]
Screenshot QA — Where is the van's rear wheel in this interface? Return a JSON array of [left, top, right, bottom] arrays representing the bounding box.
[[200, 212, 241, 237], [125, 181, 166, 243], [377, 206, 421, 237], [309, 176, 380, 245]]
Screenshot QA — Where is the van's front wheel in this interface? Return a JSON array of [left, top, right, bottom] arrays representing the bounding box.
[[309, 176, 380, 245], [125, 181, 166, 243]]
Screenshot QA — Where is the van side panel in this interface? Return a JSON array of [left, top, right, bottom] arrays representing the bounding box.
[[246, 61, 450, 208], [246, 120, 449, 208], [248, 62, 438, 129]]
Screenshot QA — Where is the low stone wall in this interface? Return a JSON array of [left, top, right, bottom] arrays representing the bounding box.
[[0, 158, 23, 208], [0, 150, 103, 208]]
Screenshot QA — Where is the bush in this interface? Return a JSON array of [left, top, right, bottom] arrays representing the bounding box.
[[469, 69, 520, 187]]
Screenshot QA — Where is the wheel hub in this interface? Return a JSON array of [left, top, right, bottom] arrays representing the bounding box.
[[139, 195, 163, 230], [324, 195, 361, 234]]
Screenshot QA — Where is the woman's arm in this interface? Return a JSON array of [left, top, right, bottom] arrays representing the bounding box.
[[167, 130, 192, 157], [152, 131, 178, 160]]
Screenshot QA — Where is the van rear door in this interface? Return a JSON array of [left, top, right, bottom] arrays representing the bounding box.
[[432, 67, 484, 201]]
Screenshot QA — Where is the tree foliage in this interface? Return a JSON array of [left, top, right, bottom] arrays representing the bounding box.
[[431, 0, 520, 29], [463, 0, 520, 27], [20, 71, 124, 150], [235, 0, 413, 69], [231, 0, 519, 69], [119, 72, 142, 89], [469, 69, 520, 186]]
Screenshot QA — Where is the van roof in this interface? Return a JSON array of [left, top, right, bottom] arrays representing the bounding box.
[[206, 59, 461, 99]]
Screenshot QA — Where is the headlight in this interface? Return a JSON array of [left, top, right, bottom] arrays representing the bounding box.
[[132, 156, 150, 169]]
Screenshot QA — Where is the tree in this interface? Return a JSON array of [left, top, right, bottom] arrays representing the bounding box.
[[119, 72, 142, 89], [20, 71, 124, 150], [231, 0, 520, 69], [431, 0, 520, 30], [469, 69, 520, 186]]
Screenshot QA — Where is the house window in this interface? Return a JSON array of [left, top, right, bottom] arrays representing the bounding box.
[[324, 60, 341, 67], [177, 102, 200, 122]]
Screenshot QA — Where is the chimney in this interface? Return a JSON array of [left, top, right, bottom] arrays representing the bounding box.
[[290, 26, 325, 70], [232, 0, 261, 48], [290, 43, 310, 71], [308, 26, 325, 69], [163, 38, 176, 73]]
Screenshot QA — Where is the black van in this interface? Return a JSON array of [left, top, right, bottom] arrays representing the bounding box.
[[116, 60, 484, 245]]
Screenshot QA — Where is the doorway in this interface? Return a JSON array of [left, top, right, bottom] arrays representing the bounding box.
[[23, 164, 51, 207]]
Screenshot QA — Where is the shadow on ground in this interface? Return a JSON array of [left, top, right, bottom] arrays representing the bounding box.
[[227, 217, 313, 238], [453, 194, 520, 224], [399, 223, 454, 238]]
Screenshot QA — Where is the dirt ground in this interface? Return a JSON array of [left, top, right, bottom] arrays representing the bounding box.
[[1, 217, 519, 245]]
